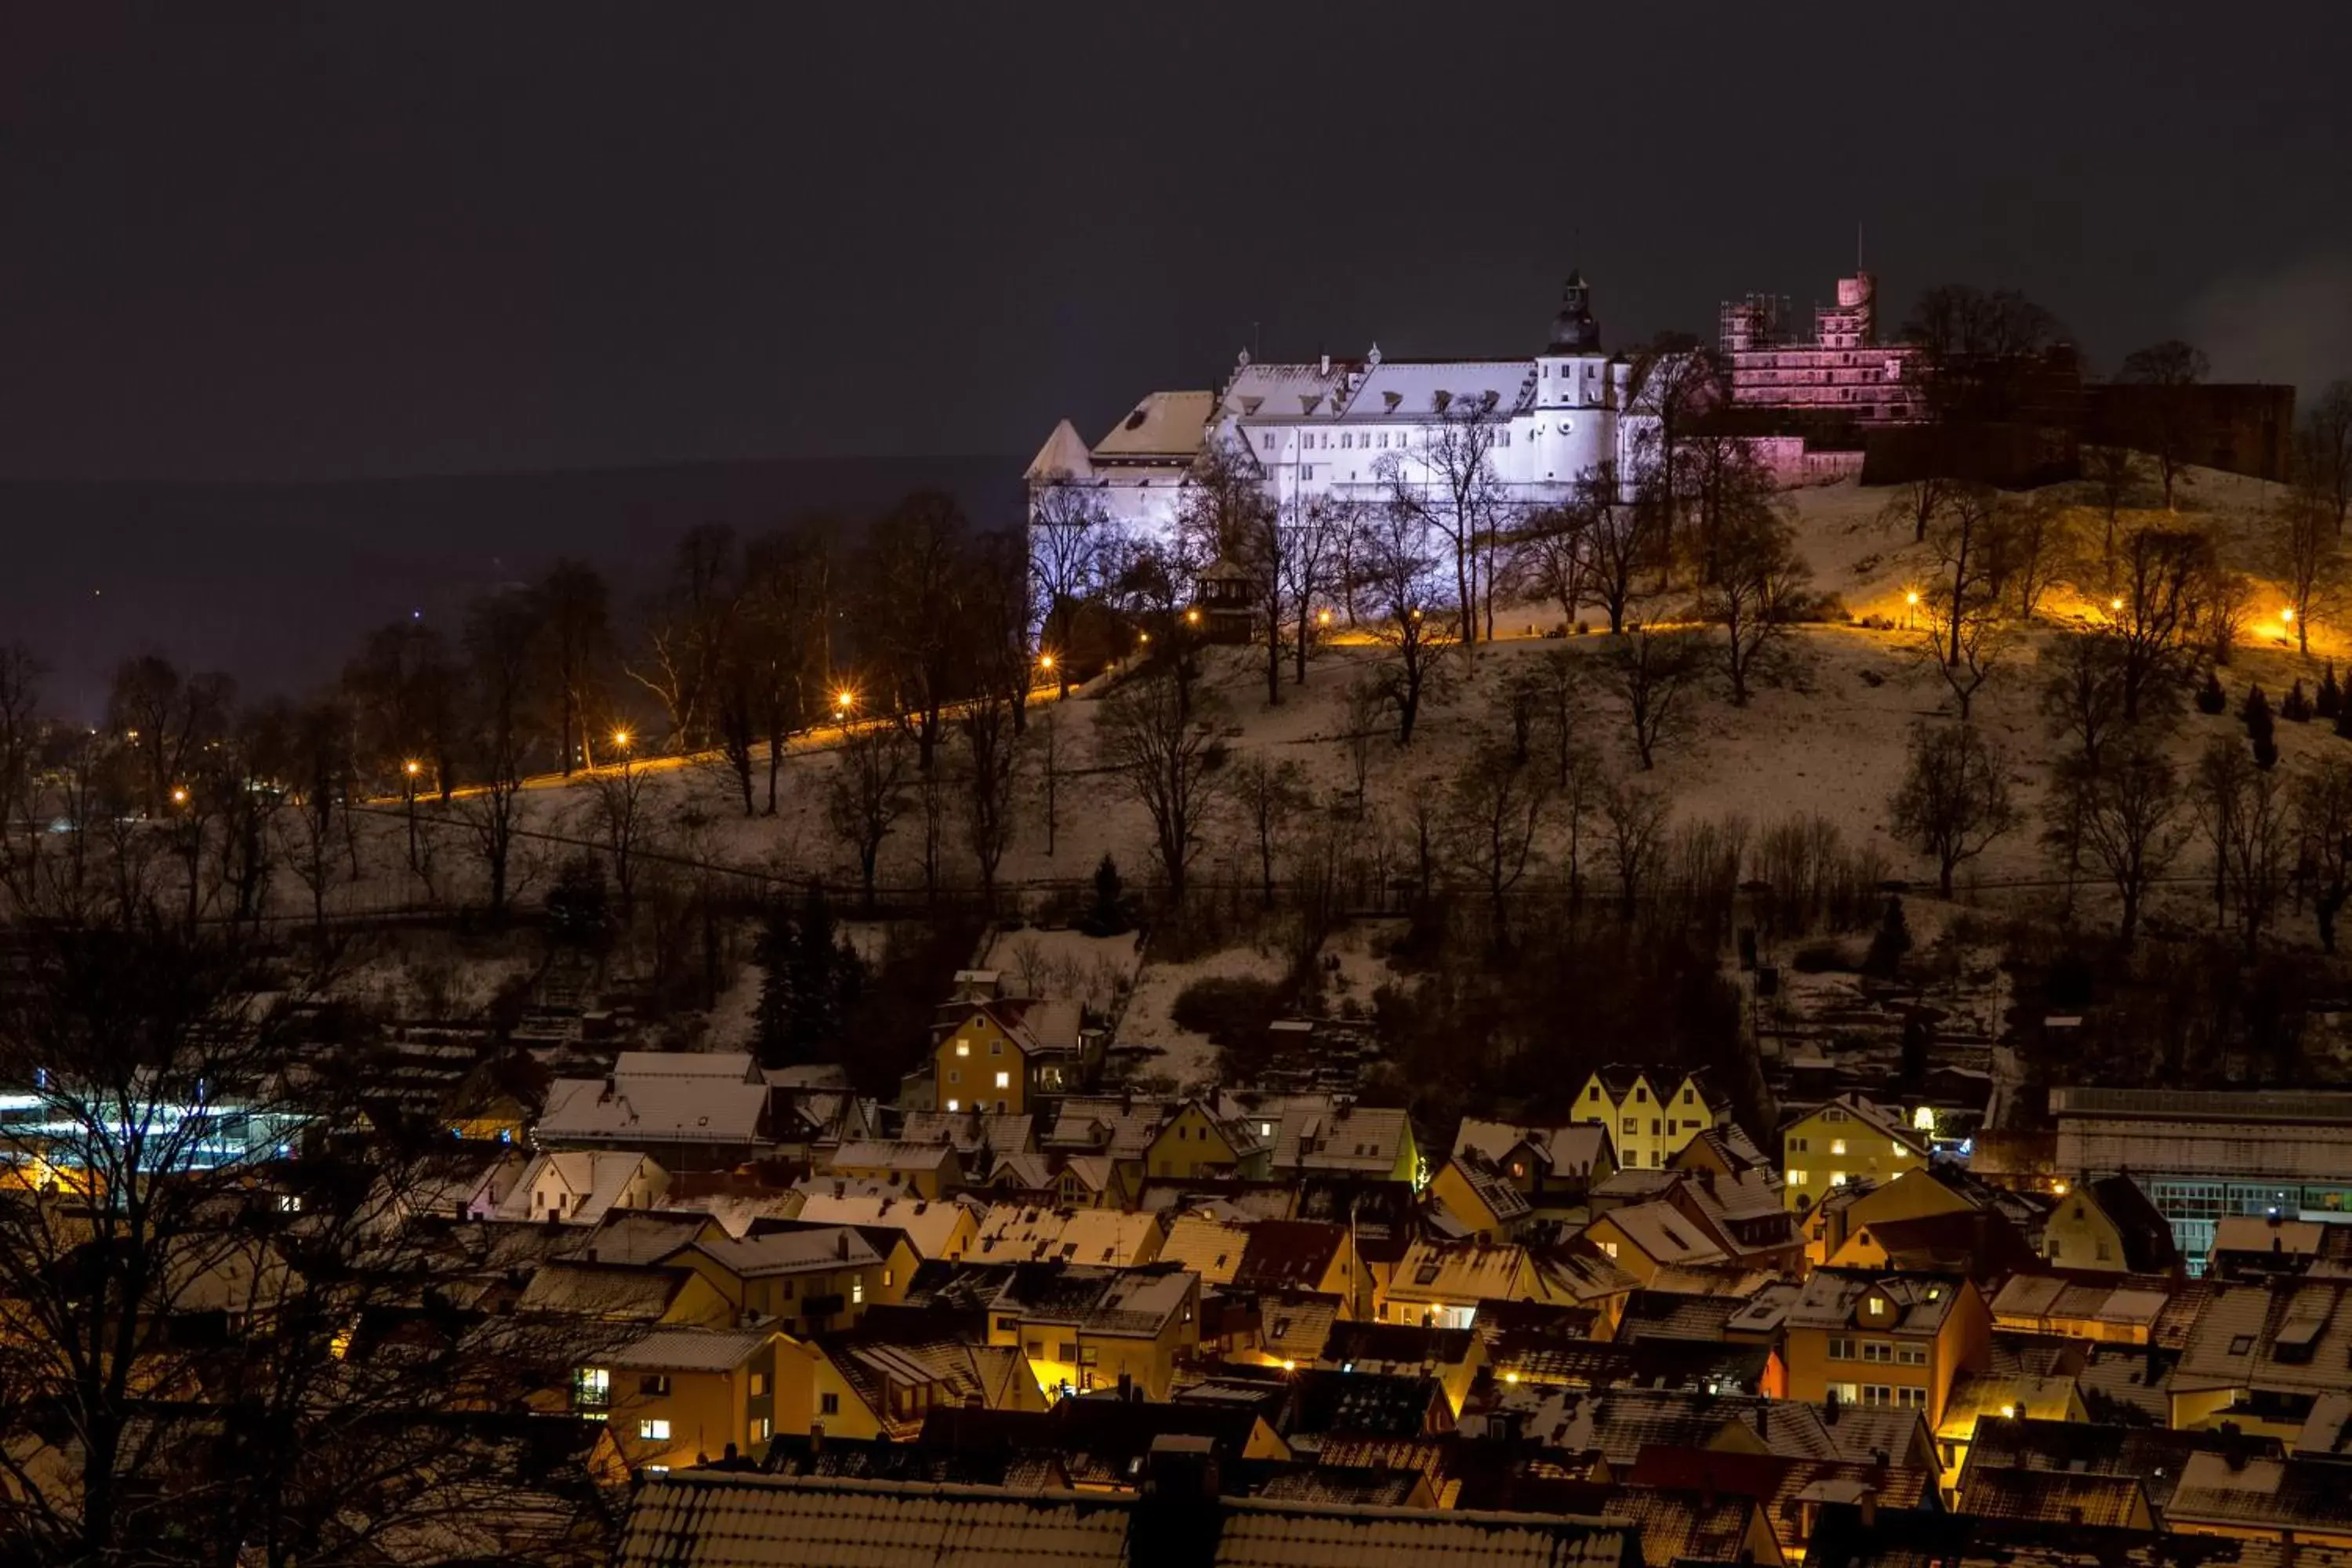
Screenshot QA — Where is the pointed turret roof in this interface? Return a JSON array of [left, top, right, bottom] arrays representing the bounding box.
[[1024, 419, 1094, 482]]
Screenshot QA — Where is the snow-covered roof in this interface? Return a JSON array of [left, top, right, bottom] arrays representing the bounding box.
[[791, 1192, 978, 1261], [1025, 418, 1096, 481], [537, 1074, 768, 1146], [1274, 1102, 1411, 1175], [608, 1325, 774, 1373], [618, 1470, 1642, 1568], [1160, 1214, 1254, 1286], [690, 1227, 887, 1279], [970, 1203, 1163, 1268], [610, 1051, 759, 1081], [1091, 390, 1214, 463], [1218, 361, 1361, 421], [492, 1150, 664, 1226]]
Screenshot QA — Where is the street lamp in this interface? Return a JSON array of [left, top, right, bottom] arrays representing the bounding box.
[[2109, 597, 2124, 613], [834, 689, 855, 720], [612, 728, 633, 751], [1904, 589, 1918, 630], [401, 760, 423, 873], [1037, 652, 1054, 672], [1316, 608, 1332, 627], [169, 786, 188, 807], [1185, 608, 1200, 626]]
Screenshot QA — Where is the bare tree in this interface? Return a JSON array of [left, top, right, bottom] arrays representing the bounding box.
[[1033, 704, 1064, 858], [0, 642, 45, 852], [1602, 626, 1708, 770], [1623, 336, 1723, 579], [1233, 753, 1308, 909], [2049, 733, 2188, 945], [826, 720, 912, 913], [740, 523, 833, 812], [1582, 469, 1656, 636], [2104, 525, 2213, 720], [630, 524, 738, 750], [1446, 740, 1549, 937], [463, 589, 541, 918], [960, 690, 1022, 911], [2039, 631, 2133, 775], [2274, 482, 2341, 656], [2299, 380, 2352, 537], [862, 491, 973, 772], [1519, 501, 1590, 630], [1379, 396, 1506, 653], [1341, 677, 1385, 811], [2081, 445, 2147, 578], [1700, 500, 1811, 706], [1359, 501, 1454, 745], [2118, 339, 2211, 510], [1599, 772, 1672, 919], [2195, 733, 2290, 956], [585, 746, 655, 917], [107, 654, 235, 818], [1094, 669, 1229, 909], [1879, 474, 1956, 546], [1997, 492, 2072, 620], [1890, 721, 2019, 897], [2296, 754, 2352, 953], [1028, 484, 1120, 695], [535, 558, 612, 775], [1283, 496, 1352, 687]]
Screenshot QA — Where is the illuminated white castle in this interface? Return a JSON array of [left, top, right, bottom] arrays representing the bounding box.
[[1025, 272, 1655, 538]]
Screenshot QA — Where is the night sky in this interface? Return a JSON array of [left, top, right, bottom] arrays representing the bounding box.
[[4, 3, 2348, 485]]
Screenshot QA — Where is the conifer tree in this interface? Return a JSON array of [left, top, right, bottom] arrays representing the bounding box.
[[2195, 667, 2227, 715]]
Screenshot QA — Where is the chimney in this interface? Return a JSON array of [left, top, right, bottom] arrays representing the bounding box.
[[1824, 1389, 1841, 1425], [810, 1421, 824, 1457], [1857, 1489, 1877, 1530], [837, 1231, 849, 1261], [1118, 1371, 1134, 1402], [1756, 1405, 1769, 1440]]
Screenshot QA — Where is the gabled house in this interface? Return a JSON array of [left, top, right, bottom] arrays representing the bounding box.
[[968, 1203, 1165, 1269], [1429, 1149, 1534, 1243], [820, 1140, 963, 1200], [789, 1190, 979, 1262], [535, 1051, 774, 1171], [2040, 1173, 2180, 1276], [1783, 1269, 1992, 1429], [1272, 1098, 1419, 1186], [492, 1150, 668, 1227], [801, 1318, 1047, 1441], [931, 978, 1093, 1115], [1382, 1240, 1600, 1330], [1782, 1094, 1933, 1214], [1451, 1117, 1618, 1215], [668, 1226, 904, 1337], [1573, 1066, 1732, 1173], [577, 1326, 789, 1472], [1141, 1097, 1272, 1181]]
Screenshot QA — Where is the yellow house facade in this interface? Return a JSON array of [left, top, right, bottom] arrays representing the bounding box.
[[1781, 1094, 1931, 1214], [1574, 1069, 1726, 1172]]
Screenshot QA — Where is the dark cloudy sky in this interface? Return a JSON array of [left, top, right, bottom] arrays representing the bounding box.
[[4, 2, 2348, 482]]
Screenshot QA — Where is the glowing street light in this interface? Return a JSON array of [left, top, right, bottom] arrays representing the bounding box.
[[2281, 608, 2297, 626], [169, 786, 189, 807], [612, 728, 633, 750], [1903, 588, 1918, 630], [1037, 652, 1054, 671], [2109, 597, 2125, 613], [834, 689, 855, 714], [1138, 631, 1151, 645], [1316, 608, 1332, 627], [404, 759, 421, 778], [1185, 608, 1200, 626]]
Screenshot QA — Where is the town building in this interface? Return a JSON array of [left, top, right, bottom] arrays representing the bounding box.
[[1782, 1094, 1934, 1213], [1025, 271, 1656, 546], [2049, 1088, 2352, 1266], [1719, 274, 1922, 426], [1573, 1067, 1733, 1173]]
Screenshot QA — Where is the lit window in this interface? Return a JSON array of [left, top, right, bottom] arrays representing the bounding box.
[[639, 1418, 671, 1441], [1831, 1172, 1847, 1186], [1892, 1141, 1907, 1156], [1868, 1296, 1887, 1315], [956, 1041, 969, 1057], [749, 1373, 768, 1396], [1600, 1240, 1618, 1259], [946, 1099, 960, 1112], [754, 1417, 771, 1440], [1830, 1139, 1847, 1156], [995, 1072, 1011, 1090], [852, 1279, 865, 1305], [573, 1368, 611, 1410]]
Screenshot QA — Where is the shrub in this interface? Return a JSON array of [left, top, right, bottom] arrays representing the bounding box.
[[1171, 975, 1290, 1047], [2243, 684, 2274, 743], [2321, 664, 2343, 720], [2285, 681, 2314, 724], [2195, 668, 2227, 715]]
